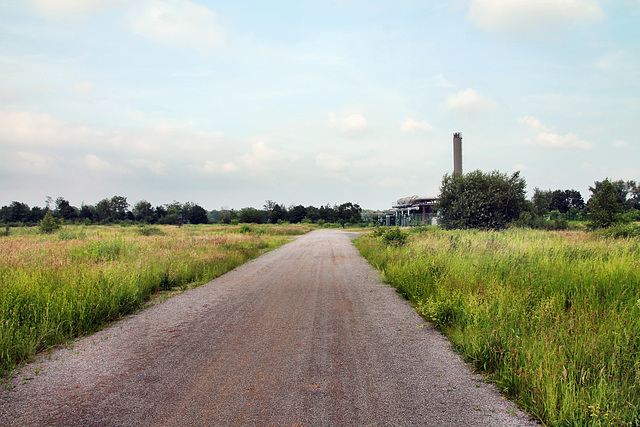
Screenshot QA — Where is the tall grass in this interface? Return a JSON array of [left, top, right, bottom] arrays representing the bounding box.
[[0, 224, 310, 377], [355, 227, 640, 426]]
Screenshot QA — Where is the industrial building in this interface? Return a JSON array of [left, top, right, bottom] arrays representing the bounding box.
[[382, 132, 462, 227]]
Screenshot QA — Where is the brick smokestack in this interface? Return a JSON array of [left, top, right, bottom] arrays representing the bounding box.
[[453, 132, 462, 175]]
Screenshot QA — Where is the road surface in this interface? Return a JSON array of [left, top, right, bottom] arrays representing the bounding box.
[[0, 229, 536, 426]]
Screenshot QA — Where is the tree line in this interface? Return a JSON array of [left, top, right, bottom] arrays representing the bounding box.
[[0, 197, 363, 227], [437, 171, 640, 230]]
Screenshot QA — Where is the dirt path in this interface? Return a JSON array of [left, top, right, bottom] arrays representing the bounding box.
[[0, 229, 536, 426]]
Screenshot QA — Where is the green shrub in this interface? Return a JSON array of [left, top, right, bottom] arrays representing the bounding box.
[[38, 212, 61, 234], [136, 226, 165, 236], [382, 227, 408, 246]]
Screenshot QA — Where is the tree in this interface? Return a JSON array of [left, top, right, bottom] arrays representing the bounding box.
[[269, 204, 286, 223], [336, 202, 362, 223], [531, 188, 552, 217], [55, 197, 77, 221], [587, 179, 624, 229], [39, 211, 61, 234], [132, 200, 155, 223], [437, 170, 527, 230], [110, 196, 129, 221], [239, 207, 264, 224], [287, 205, 307, 223], [95, 198, 113, 223], [186, 203, 208, 224]]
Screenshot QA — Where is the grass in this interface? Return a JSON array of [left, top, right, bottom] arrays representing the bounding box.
[[355, 226, 640, 426], [0, 223, 311, 377]]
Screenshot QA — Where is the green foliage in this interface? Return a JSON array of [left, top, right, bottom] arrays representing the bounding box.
[[372, 227, 409, 246], [588, 179, 625, 229], [136, 226, 165, 236], [0, 226, 9, 237], [0, 224, 308, 376], [355, 229, 640, 426], [38, 212, 62, 234], [595, 222, 640, 239], [437, 170, 527, 230]]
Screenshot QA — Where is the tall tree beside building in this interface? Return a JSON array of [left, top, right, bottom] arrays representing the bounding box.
[[437, 170, 527, 230]]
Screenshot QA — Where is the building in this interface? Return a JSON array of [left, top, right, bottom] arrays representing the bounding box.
[[385, 195, 438, 226], [385, 133, 461, 226]]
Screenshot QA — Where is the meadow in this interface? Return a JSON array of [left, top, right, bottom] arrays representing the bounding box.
[[0, 223, 310, 378], [355, 227, 640, 426]]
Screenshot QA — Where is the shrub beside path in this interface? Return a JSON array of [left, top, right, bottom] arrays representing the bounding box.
[[0, 229, 537, 426]]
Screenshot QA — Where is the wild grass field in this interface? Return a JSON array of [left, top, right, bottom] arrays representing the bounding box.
[[0, 223, 310, 378], [355, 227, 640, 426]]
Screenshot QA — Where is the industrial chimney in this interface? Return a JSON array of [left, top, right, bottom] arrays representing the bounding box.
[[453, 132, 462, 175]]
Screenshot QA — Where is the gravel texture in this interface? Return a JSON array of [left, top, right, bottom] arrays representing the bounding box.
[[0, 229, 539, 426]]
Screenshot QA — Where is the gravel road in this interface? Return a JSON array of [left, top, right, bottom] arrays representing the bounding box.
[[0, 229, 537, 426]]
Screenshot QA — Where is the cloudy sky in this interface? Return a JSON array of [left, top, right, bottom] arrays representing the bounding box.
[[1, 0, 638, 211]]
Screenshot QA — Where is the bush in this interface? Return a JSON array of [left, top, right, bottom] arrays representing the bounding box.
[[136, 226, 165, 236], [382, 227, 408, 246], [38, 212, 62, 234]]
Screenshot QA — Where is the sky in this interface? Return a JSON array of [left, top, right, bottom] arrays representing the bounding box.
[[0, 0, 638, 211]]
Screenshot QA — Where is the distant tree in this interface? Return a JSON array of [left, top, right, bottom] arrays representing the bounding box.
[[269, 204, 286, 223], [132, 200, 155, 223], [437, 170, 527, 230], [287, 205, 307, 223], [110, 196, 129, 221], [587, 179, 625, 229], [305, 205, 320, 223], [239, 207, 264, 224], [337, 202, 362, 223], [54, 197, 77, 221], [78, 204, 95, 223], [219, 207, 238, 224], [1, 201, 31, 223], [95, 198, 113, 223], [38, 211, 61, 234], [549, 189, 585, 214], [531, 188, 553, 217], [30, 206, 47, 223], [186, 203, 208, 224]]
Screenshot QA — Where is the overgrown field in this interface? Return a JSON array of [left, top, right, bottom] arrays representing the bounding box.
[[0, 223, 310, 377], [355, 227, 640, 426]]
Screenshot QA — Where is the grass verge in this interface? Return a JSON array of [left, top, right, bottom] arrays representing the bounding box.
[[355, 227, 640, 426], [0, 223, 310, 377]]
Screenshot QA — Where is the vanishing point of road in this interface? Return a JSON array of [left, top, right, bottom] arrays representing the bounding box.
[[0, 229, 537, 426]]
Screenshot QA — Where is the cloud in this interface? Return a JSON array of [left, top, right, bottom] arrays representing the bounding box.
[[126, 159, 167, 174], [519, 115, 548, 132], [85, 154, 113, 172], [26, 0, 127, 20], [521, 116, 594, 149], [0, 111, 101, 146], [446, 88, 496, 115], [613, 140, 631, 148], [535, 132, 594, 149], [328, 112, 369, 135], [128, 0, 226, 53], [468, 0, 603, 37], [399, 118, 433, 133], [316, 153, 350, 171]]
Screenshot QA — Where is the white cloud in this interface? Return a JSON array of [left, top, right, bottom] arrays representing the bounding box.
[[328, 112, 369, 135], [613, 140, 631, 148], [26, 0, 127, 20], [400, 118, 433, 133], [126, 159, 166, 174], [446, 88, 496, 115], [128, 0, 226, 53], [535, 132, 594, 149], [519, 115, 548, 132], [521, 116, 594, 150], [468, 0, 603, 37], [85, 154, 113, 172], [0, 111, 101, 146], [316, 153, 350, 171]]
